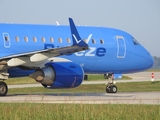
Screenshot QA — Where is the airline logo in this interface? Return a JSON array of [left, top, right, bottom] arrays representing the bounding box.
[[72, 34, 81, 44], [44, 44, 106, 57], [72, 34, 93, 44], [67, 47, 106, 57]]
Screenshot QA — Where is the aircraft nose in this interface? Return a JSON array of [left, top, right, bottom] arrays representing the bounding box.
[[134, 47, 154, 71], [140, 50, 154, 71], [145, 52, 154, 68]]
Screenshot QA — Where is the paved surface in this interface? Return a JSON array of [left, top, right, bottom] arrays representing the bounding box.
[[125, 72, 160, 81], [1, 92, 160, 104], [3, 72, 160, 104]]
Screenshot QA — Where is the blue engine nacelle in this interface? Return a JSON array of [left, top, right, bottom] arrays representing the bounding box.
[[29, 62, 84, 88]]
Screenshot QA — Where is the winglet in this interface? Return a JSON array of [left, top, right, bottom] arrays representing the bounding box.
[[69, 18, 88, 47]]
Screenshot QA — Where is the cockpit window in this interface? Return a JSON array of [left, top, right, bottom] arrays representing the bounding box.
[[132, 38, 140, 45]]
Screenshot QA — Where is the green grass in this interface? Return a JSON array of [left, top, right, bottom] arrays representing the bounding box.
[[121, 75, 132, 80], [5, 77, 37, 85], [0, 103, 159, 120], [147, 69, 160, 72], [8, 81, 160, 95], [87, 74, 132, 81], [6, 77, 37, 85], [117, 81, 160, 92]]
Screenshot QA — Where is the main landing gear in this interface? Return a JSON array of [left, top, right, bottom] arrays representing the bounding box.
[[0, 81, 8, 96], [104, 73, 118, 93]]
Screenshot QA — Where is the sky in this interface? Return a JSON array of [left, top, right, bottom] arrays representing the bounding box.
[[0, 0, 160, 56]]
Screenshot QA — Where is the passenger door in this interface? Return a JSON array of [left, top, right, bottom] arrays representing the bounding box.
[[116, 36, 126, 58]]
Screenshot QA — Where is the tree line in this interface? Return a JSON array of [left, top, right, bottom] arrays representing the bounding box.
[[152, 56, 160, 69]]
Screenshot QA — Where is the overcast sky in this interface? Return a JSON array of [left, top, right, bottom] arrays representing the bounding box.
[[0, 0, 160, 56]]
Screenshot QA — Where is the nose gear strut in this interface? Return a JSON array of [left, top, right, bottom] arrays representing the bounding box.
[[105, 73, 118, 93]]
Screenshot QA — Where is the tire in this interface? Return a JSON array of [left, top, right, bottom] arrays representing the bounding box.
[[0, 82, 8, 96], [106, 86, 110, 93], [110, 85, 117, 93], [41, 83, 47, 88]]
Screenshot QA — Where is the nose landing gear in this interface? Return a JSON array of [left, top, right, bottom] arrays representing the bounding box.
[[106, 84, 117, 93], [105, 73, 118, 93]]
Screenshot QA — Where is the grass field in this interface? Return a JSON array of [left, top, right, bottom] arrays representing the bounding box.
[[6, 77, 37, 85], [0, 103, 159, 120], [147, 69, 160, 72]]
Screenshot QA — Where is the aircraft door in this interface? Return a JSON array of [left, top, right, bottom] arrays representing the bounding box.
[[3, 33, 10, 48], [116, 36, 126, 58]]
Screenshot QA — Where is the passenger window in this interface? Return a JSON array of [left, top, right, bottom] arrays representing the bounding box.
[[58, 38, 62, 43], [92, 39, 96, 44], [33, 37, 37, 42], [15, 36, 19, 42], [67, 38, 71, 43], [24, 37, 28, 42], [100, 39, 104, 44], [41, 37, 45, 42], [50, 37, 54, 43]]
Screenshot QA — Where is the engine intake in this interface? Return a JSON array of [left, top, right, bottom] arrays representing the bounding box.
[[29, 66, 55, 86]]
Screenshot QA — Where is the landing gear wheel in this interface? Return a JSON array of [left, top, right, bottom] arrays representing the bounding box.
[[0, 82, 8, 96], [106, 85, 117, 93], [106, 86, 111, 93], [41, 84, 47, 88], [105, 73, 117, 93], [110, 85, 117, 93]]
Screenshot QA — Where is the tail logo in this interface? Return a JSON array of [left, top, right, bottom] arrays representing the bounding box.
[[72, 34, 82, 44]]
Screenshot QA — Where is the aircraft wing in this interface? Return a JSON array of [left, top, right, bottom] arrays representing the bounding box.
[[0, 18, 89, 67]]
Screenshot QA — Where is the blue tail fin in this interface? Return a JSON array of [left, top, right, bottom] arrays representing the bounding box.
[[69, 18, 88, 47]]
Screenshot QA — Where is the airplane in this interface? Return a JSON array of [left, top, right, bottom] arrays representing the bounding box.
[[0, 18, 154, 96]]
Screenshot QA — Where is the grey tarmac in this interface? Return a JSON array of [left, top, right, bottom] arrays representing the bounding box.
[[0, 92, 160, 104]]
